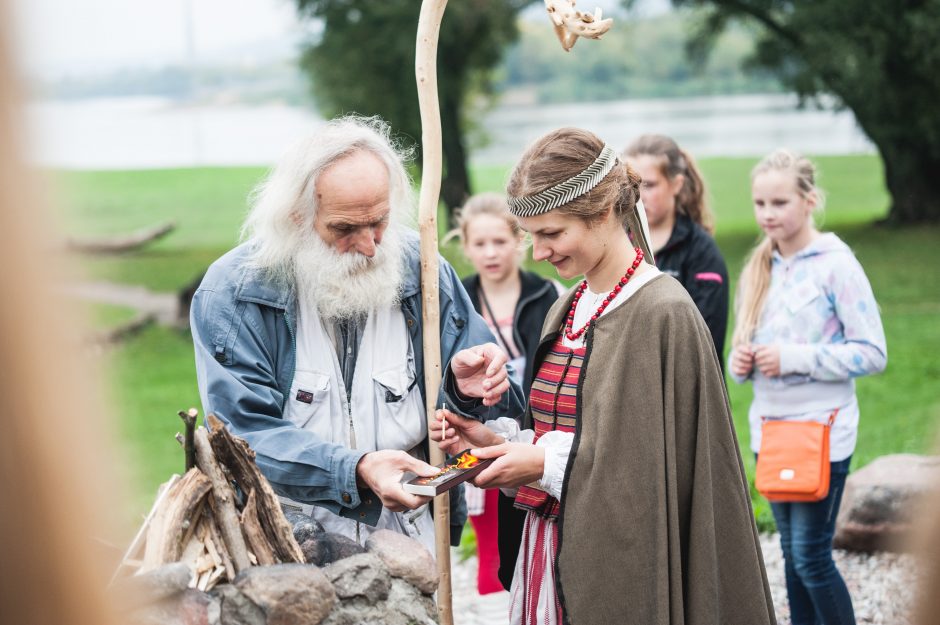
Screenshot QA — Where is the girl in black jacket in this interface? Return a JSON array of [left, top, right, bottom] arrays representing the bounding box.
[[624, 135, 730, 362], [449, 192, 561, 594]]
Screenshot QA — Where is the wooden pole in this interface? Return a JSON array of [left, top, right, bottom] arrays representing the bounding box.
[[415, 2, 453, 625]]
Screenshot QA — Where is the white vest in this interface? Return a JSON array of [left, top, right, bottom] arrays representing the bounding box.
[[283, 302, 436, 554]]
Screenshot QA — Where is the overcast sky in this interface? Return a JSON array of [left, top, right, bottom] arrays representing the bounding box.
[[11, 0, 305, 80], [11, 0, 651, 81]]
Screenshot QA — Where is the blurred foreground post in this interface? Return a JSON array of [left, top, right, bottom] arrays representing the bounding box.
[[0, 2, 123, 622]]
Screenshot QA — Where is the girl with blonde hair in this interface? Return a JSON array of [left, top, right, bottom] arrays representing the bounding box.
[[730, 149, 887, 625]]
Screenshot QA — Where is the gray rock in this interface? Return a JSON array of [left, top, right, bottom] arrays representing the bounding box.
[[834, 454, 940, 552], [128, 589, 214, 625], [283, 510, 309, 526], [323, 552, 390, 603], [319, 601, 388, 625], [285, 512, 326, 544], [385, 578, 438, 625], [233, 563, 336, 625], [366, 529, 438, 594], [301, 532, 366, 566], [113, 562, 192, 610], [319, 582, 438, 625], [214, 584, 265, 625]]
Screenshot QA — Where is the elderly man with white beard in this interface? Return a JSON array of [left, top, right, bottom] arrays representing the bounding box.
[[190, 116, 525, 553]]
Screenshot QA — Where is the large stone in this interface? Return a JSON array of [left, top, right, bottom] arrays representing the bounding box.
[[323, 552, 390, 603], [285, 512, 326, 544], [319, 579, 437, 625], [233, 563, 336, 625], [128, 589, 215, 625], [365, 530, 438, 594], [301, 532, 366, 566], [834, 454, 940, 552], [385, 577, 438, 625], [215, 584, 265, 625], [113, 562, 192, 611]]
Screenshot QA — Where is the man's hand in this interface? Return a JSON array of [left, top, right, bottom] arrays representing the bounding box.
[[430, 408, 503, 456], [450, 343, 511, 407], [753, 344, 782, 378], [355, 450, 436, 512], [469, 442, 545, 490]]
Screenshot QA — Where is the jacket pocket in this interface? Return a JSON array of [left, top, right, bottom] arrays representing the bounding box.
[[286, 371, 332, 438], [372, 364, 424, 450]]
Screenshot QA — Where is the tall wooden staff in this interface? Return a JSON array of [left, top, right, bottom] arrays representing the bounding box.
[[415, 3, 612, 623], [415, 2, 454, 625]]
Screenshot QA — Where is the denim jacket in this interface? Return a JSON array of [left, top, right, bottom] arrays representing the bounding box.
[[191, 230, 524, 539]]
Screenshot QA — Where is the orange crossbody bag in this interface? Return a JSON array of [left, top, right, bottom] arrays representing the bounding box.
[[755, 409, 839, 502]]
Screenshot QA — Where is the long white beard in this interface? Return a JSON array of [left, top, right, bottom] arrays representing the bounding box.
[[293, 226, 404, 321]]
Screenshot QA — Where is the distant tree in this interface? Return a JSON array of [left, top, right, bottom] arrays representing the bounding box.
[[672, 0, 940, 223], [294, 1, 533, 212]]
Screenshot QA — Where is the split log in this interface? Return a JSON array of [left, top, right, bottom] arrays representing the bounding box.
[[140, 468, 212, 572], [241, 489, 277, 566], [112, 474, 181, 583], [194, 426, 251, 573], [66, 221, 176, 254], [205, 507, 236, 581], [206, 413, 304, 564]]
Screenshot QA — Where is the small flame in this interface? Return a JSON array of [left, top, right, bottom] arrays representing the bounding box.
[[454, 452, 480, 469], [416, 451, 481, 484]]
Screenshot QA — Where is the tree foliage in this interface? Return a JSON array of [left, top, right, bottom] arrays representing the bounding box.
[[673, 0, 940, 223], [294, 0, 533, 212], [501, 14, 781, 103]]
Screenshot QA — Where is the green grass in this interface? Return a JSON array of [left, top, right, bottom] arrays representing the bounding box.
[[102, 325, 203, 517], [55, 155, 940, 533], [84, 302, 140, 328]]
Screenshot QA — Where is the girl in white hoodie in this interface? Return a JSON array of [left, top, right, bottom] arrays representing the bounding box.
[[730, 149, 887, 625]]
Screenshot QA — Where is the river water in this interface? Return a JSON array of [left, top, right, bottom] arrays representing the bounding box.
[[26, 93, 873, 170]]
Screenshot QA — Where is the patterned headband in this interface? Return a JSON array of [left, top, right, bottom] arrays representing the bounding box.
[[507, 144, 618, 217]]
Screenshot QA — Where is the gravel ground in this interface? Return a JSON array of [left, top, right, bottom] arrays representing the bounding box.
[[449, 535, 920, 625]]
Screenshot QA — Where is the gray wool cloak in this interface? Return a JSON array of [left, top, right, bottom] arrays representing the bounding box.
[[524, 273, 776, 625]]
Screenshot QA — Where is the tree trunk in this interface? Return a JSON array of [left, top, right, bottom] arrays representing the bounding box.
[[878, 140, 940, 224], [440, 88, 471, 219]]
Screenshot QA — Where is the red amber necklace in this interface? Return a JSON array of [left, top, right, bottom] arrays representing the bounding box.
[[565, 247, 644, 341]]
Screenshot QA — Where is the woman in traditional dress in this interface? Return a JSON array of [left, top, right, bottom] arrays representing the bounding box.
[[448, 192, 562, 594], [433, 127, 777, 625]]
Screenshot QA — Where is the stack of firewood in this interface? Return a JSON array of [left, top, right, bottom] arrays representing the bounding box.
[[114, 411, 304, 591]]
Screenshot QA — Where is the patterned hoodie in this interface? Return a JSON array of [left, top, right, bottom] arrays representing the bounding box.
[[731, 232, 887, 459]]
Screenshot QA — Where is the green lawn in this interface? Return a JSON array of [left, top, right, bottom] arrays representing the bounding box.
[[57, 156, 940, 532]]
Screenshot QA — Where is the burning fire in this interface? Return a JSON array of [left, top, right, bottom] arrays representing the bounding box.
[[454, 452, 481, 469], [418, 451, 481, 483]]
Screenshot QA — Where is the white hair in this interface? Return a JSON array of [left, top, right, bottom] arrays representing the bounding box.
[[241, 115, 415, 279]]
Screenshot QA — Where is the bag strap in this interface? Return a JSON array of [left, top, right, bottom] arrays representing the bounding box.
[[478, 286, 519, 360], [761, 407, 840, 426]]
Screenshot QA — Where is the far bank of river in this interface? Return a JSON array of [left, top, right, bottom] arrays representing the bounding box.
[[26, 93, 873, 170]]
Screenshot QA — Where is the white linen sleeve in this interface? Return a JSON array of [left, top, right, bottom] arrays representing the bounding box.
[[485, 417, 535, 444], [536, 430, 575, 499]]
